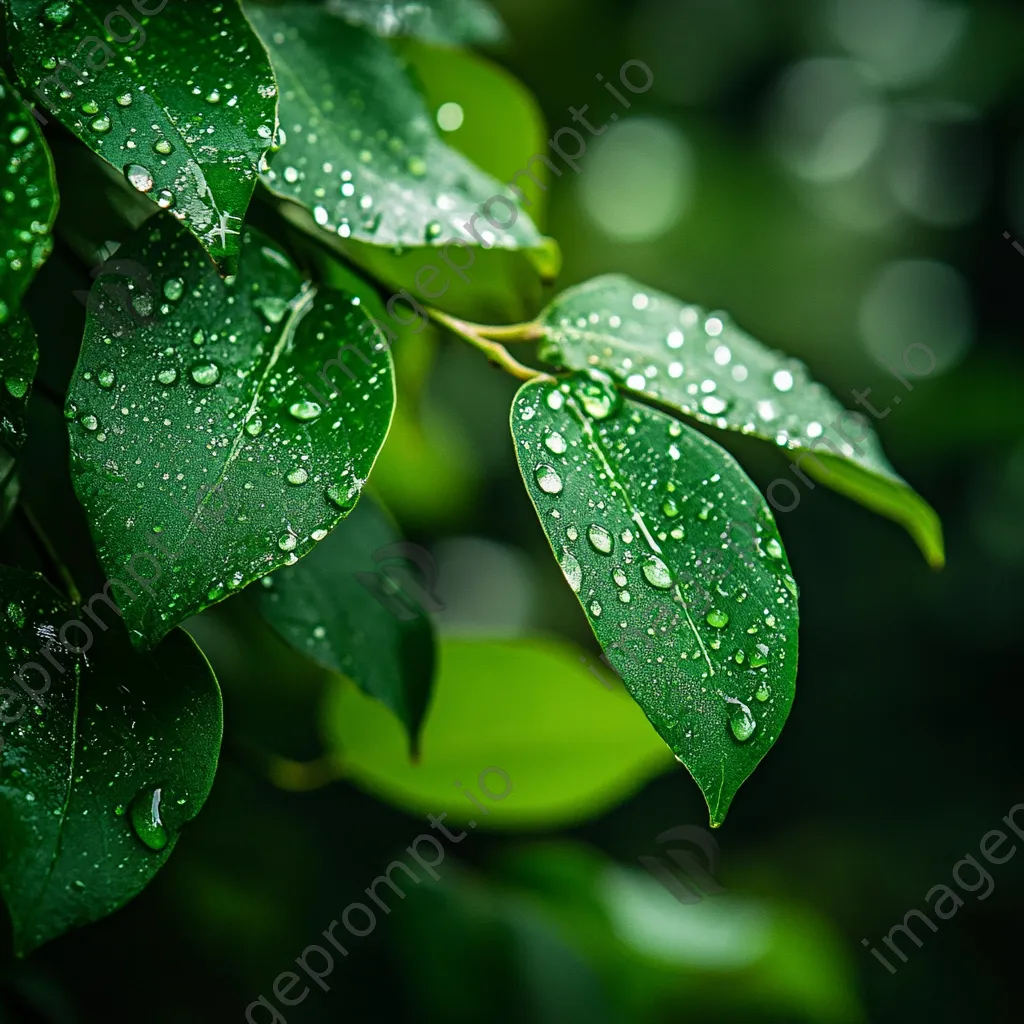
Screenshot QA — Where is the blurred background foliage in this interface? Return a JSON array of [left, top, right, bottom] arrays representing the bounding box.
[[3, 0, 1024, 1020]]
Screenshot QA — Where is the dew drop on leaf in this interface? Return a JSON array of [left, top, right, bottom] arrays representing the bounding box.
[[129, 786, 169, 851], [726, 698, 756, 742], [190, 362, 220, 386], [641, 555, 673, 589], [123, 164, 155, 193], [535, 464, 563, 495], [587, 524, 613, 554], [559, 548, 582, 592], [706, 609, 729, 628], [288, 400, 322, 421]]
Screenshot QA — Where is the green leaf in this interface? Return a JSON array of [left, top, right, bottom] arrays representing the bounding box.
[[321, 636, 675, 827], [510, 373, 799, 826], [0, 67, 57, 324], [247, 4, 542, 254], [326, 0, 506, 44], [536, 275, 944, 568], [3, 0, 277, 271], [253, 493, 436, 753], [66, 218, 395, 648], [0, 567, 222, 956], [0, 312, 38, 453]]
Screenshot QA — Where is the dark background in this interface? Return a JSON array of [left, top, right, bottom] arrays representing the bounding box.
[[3, 0, 1024, 1020]]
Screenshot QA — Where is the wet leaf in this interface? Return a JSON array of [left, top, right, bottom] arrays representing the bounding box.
[[0, 312, 38, 453], [66, 218, 395, 648], [326, 0, 506, 44], [0, 567, 222, 956], [536, 275, 944, 568], [510, 373, 799, 826], [247, 4, 542, 254], [322, 637, 674, 827], [3, 0, 277, 271], [254, 493, 436, 753], [0, 67, 57, 324]]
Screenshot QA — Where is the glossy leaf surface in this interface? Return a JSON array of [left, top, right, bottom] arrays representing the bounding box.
[[537, 275, 943, 567], [0, 312, 38, 452], [66, 219, 394, 648], [326, 0, 505, 44], [0, 567, 222, 955], [510, 373, 799, 825]]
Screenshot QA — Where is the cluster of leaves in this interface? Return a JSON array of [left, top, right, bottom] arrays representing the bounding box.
[[0, 0, 941, 955]]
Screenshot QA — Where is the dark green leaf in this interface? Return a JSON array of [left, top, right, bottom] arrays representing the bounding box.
[[254, 493, 436, 752], [326, 0, 506, 44], [66, 218, 395, 648], [510, 372, 799, 826], [536, 275, 944, 568], [0, 567, 222, 955], [0, 67, 57, 323], [3, 0, 277, 271], [0, 311, 38, 452], [322, 636, 674, 827], [247, 4, 542, 253]]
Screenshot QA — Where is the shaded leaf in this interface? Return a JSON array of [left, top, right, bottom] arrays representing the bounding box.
[[254, 493, 436, 752], [66, 218, 394, 648], [510, 373, 798, 826], [3, 0, 277, 271], [0, 567, 222, 955], [326, 0, 506, 44], [536, 275, 943, 567], [0, 312, 38, 452], [247, 4, 541, 254], [0, 67, 57, 323], [321, 637, 674, 827]]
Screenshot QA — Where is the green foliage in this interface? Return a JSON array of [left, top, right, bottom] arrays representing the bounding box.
[[0, 0, 943, 955], [0, 567, 222, 956], [510, 374, 798, 825], [2, 0, 276, 271], [0, 67, 57, 325]]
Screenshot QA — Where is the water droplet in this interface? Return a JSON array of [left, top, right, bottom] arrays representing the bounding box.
[[590, 600, 602, 616], [288, 400, 322, 421], [612, 568, 627, 587], [129, 786, 169, 851], [153, 139, 173, 156], [6, 602, 25, 628], [570, 370, 621, 420], [545, 431, 567, 454], [90, 115, 111, 134], [425, 220, 442, 241], [80, 414, 99, 431], [9, 125, 29, 146], [560, 548, 582, 592], [706, 609, 729, 628], [701, 395, 728, 415], [755, 683, 771, 702], [43, 2, 72, 27], [287, 467, 309, 486], [4, 375, 28, 399], [155, 368, 178, 386], [163, 277, 184, 301], [191, 328, 205, 346], [115, 92, 133, 107], [123, 163, 154, 192], [642, 555, 673, 589], [772, 369, 794, 392], [750, 643, 770, 668], [726, 699, 756, 742], [278, 533, 298, 552], [662, 498, 679, 518], [765, 537, 783, 559], [618, 590, 631, 603], [244, 416, 263, 437], [206, 89, 221, 104], [535, 464, 563, 495], [326, 481, 360, 510], [546, 390, 564, 411], [156, 189, 175, 209], [96, 368, 115, 389], [587, 524, 613, 554], [190, 362, 220, 386]]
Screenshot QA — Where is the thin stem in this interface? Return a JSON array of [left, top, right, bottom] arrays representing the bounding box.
[[474, 320, 544, 343], [427, 308, 546, 382], [19, 504, 82, 606], [267, 753, 346, 792]]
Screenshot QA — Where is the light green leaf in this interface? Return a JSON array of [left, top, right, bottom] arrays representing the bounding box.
[[3, 0, 277, 271], [254, 493, 436, 752], [321, 637, 675, 827], [536, 275, 943, 568], [0, 312, 38, 453], [510, 373, 799, 826], [326, 0, 506, 44], [66, 218, 395, 648], [247, 3, 542, 254], [0, 67, 57, 323], [0, 567, 222, 956]]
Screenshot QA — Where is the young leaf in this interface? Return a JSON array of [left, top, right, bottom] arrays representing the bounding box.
[[66, 219, 395, 649], [246, 4, 542, 253], [535, 275, 944, 568], [3, 0, 277, 271], [0, 312, 38, 453], [253, 493, 436, 753], [0, 567, 222, 956], [326, 0, 506, 44], [510, 372, 799, 826], [0, 68, 57, 323], [321, 637, 674, 827]]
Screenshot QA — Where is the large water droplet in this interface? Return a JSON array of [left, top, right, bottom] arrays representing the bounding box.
[[545, 431, 567, 454], [244, 415, 263, 437], [153, 139, 174, 156], [129, 786, 169, 851], [163, 277, 184, 301], [156, 368, 178, 386], [706, 609, 729, 628], [765, 537, 783, 559], [96, 368, 115, 389], [287, 467, 309, 486], [123, 163, 154, 193], [642, 555, 673, 589], [90, 115, 111, 134], [535, 464, 563, 495], [289, 400, 322, 421], [44, 3, 73, 27], [587, 524, 613, 554], [6, 601, 25, 628], [190, 362, 220, 386], [278, 533, 298, 552], [726, 699, 756, 742], [326, 481, 360, 510], [755, 682, 771, 702], [570, 369, 621, 421], [560, 548, 582, 592]]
